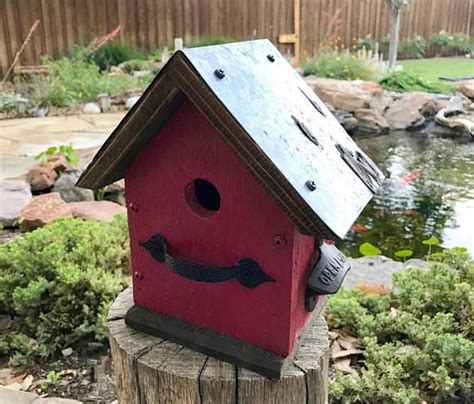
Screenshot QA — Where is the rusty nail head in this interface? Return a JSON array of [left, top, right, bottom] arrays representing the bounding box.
[[134, 271, 143, 280], [267, 54, 275, 62], [273, 234, 287, 247], [130, 201, 139, 212], [214, 68, 225, 79], [306, 180, 317, 191]]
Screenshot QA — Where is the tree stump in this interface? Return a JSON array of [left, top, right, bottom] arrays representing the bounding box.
[[107, 288, 330, 404]]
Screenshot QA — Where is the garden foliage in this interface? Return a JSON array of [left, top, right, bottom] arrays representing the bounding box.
[[302, 50, 383, 81], [327, 251, 474, 403], [379, 70, 453, 94], [0, 217, 130, 366]]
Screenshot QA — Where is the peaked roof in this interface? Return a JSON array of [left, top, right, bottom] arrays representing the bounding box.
[[78, 39, 384, 239]]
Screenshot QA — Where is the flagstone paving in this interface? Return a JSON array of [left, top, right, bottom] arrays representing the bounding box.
[[0, 113, 125, 180]]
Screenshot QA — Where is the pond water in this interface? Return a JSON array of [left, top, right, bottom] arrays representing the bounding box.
[[339, 132, 474, 259]]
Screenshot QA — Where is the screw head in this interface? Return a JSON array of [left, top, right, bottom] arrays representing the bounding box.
[[273, 234, 287, 248], [129, 201, 139, 213], [214, 68, 225, 79], [267, 54, 275, 62], [305, 180, 317, 191], [134, 271, 143, 280]]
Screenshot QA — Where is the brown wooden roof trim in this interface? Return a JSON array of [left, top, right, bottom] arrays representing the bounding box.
[[77, 52, 336, 239], [77, 68, 186, 189]]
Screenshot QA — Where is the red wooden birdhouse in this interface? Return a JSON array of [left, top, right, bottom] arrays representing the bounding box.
[[78, 40, 384, 378]]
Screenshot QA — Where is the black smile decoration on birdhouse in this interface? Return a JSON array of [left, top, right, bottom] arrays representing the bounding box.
[[140, 234, 275, 288]]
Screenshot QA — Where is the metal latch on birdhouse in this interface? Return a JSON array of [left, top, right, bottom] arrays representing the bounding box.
[[305, 242, 351, 311]]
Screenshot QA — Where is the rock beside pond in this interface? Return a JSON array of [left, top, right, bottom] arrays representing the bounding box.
[[26, 165, 58, 192], [384, 92, 436, 130], [126, 96, 141, 110], [69, 200, 127, 221], [0, 180, 32, 228], [306, 76, 373, 112], [345, 256, 429, 288], [355, 108, 389, 134], [52, 169, 94, 202], [335, 111, 359, 132], [83, 102, 101, 114], [103, 179, 126, 206], [20, 193, 72, 231], [458, 79, 474, 99]]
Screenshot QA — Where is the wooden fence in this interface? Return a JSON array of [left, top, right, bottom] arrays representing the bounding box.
[[1, 0, 473, 76]]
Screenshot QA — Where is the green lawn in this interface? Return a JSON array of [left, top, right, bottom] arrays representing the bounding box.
[[399, 58, 474, 82]]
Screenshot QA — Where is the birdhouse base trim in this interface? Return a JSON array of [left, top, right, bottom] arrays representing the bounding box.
[[124, 302, 325, 379]]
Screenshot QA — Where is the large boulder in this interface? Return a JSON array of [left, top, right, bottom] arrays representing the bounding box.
[[369, 92, 393, 114], [384, 92, 436, 130], [103, 179, 126, 206], [52, 169, 94, 202], [354, 108, 389, 134], [69, 201, 127, 221], [305, 76, 374, 112], [20, 193, 72, 231], [458, 79, 474, 99], [0, 180, 32, 228], [345, 256, 428, 288], [26, 165, 58, 192]]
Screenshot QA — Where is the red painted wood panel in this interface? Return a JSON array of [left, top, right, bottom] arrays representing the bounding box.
[[125, 100, 315, 356]]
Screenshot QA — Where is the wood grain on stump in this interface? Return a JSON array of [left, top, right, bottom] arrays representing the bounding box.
[[107, 288, 330, 404]]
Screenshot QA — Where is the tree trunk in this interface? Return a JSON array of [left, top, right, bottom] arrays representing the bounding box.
[[388, 4, 401, 70], [107, 288, 330, 404]]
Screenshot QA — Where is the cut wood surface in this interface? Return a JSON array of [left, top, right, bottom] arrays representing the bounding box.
[[107, 287, 330, 404]]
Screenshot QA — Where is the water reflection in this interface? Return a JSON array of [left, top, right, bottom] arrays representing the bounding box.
[[339, 132, 474, 259]]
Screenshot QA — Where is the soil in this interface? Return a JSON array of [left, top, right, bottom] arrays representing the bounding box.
[[1, 348, 117, 403]]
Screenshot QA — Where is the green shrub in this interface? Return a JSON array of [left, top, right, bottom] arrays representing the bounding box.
[[88, 41, 144, 70], [326, 251, 474, 403], [120, 59, 154, 73], [302, 50, 383, 81], [0, 217, 130, 366], [379, 70, 454, 94], [0, 91, 18, 111], [147, 48, 163, 62], [429, 32, 474, 56], [186, 36, 234, 48], [400, 35, 427, 59], [35, 55, 152, 107]]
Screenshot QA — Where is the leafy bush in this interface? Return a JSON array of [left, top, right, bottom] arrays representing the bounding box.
[[400, 35, 427, 59], [0, 91, 18, 111], [186, 36, 234, 48], [302, 50, 383, 81], [35, 144, 79, 166], [379, 70, 454, 94], [429, 32, 474, 56], [326, 251, 474, 403], [120, 59, 154, 73], [88, 41, 144, 70], [36, 55, 152, 107], [0, 217, 130, 366], [147, 48, 163, 62]]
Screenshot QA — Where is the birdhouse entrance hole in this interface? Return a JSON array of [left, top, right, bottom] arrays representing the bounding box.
[[186, 179, 221, 216]]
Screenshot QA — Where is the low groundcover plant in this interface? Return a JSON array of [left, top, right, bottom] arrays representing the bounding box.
[[0, 216, 130, 366], [326, 250, 473, 403]]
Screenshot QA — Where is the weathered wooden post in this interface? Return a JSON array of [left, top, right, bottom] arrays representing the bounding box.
[[107, 288, 330, 403], [78, 40, 383, 403]]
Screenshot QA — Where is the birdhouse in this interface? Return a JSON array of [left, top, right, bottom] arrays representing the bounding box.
[[78, 40, 384, 378]]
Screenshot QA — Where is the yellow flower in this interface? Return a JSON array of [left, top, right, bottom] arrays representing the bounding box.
[[329, 72, 335, 77], [351, 55, 357, 61], [336, 56, 341, 61], [355, 76, 361, 80], [347, 77, 352, 81]]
